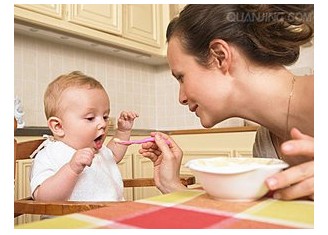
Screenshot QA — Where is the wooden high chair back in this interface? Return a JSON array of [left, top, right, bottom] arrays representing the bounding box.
[[14, 118, 195, 218]]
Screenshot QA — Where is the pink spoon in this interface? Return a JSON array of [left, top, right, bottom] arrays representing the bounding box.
[[114, 137, 171, 145]]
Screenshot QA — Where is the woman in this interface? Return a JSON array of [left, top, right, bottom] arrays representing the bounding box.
[[139, 4, 314, 200]]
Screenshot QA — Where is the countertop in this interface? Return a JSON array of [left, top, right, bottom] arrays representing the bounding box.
[[14, 126, 258, 137]]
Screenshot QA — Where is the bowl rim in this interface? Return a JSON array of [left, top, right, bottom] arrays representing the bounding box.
[[185, 157, 289, 174]]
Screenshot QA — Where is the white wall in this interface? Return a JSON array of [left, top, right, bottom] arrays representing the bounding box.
[[15, 33, 157, 129]]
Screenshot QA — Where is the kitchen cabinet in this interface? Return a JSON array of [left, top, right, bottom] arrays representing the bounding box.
[[15, 4, 64, 19], [14, 159, 41, 225], [123, 4, 163, 48], [169, 4, 186, 18], [67, 5, 122, 35], [14, 4, 170, 59], [172, 131, 255, 176]]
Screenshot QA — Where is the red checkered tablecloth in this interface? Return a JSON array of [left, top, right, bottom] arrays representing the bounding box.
[[15, 190, 314, 229]]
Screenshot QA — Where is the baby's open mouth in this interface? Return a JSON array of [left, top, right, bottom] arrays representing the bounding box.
[[94, 134, 104, 150]]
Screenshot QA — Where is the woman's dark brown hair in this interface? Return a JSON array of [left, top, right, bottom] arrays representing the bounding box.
[[167, 4, 313, 67]]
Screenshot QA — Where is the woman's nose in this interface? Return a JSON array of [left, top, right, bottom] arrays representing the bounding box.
[[179, 88, 188, 105]]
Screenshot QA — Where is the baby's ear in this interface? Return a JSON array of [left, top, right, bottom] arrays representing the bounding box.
[[47, 117, 64, 137]]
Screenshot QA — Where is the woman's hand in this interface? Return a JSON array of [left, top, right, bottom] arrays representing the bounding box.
[[266, 128, 314, 200], [138, 132, 186, 193]]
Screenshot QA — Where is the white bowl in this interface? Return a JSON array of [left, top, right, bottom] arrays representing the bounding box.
[[185, 157, 289, 201]]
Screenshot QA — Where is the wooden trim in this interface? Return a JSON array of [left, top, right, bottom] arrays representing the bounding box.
[[14, 127, 157, 137], [15, 126, 258, 137], [15, 139, 44, 160], [123, 174, 195, 187], [167, 126, 259, 135], [15, 197, 127, 216], [123, 178, 155, 187]]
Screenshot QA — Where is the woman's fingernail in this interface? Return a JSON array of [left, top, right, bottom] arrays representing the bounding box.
[[282, 143, 293, 153], [266, 178, 278, 189], [155, 133, 161, 140]]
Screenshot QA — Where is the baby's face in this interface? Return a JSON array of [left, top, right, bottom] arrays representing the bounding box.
[[58, 87, 110, 150]]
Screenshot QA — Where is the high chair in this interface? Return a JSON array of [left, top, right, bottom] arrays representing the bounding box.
[[14, 118, 195, 218]]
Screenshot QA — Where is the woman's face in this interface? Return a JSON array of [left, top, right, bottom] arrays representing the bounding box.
[[167, 37, 234, 128]]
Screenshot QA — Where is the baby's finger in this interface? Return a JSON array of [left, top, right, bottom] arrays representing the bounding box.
[[121, 111, 128, 119], [120, 111, 139, 120], [127, 111, 139, 119]]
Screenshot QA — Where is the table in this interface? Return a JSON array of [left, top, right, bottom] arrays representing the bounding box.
[[15, 189, 313, 229]]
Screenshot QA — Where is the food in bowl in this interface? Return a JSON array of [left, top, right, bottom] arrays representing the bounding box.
[[185, 157, 289, 201]]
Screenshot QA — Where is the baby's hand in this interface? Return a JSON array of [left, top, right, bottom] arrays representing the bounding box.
[[117, 111, 139, 132], [69, 148, 96, 174]]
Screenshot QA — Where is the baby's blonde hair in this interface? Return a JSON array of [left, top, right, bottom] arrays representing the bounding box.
[[44, 71, 105, 119]]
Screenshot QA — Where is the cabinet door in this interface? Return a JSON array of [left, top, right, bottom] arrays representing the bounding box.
[[117, 154, 133, 201], [15, 4, 170, 58], [15, 4, 64, 19], [133, 154, 162, 200], [15, 160, 41, 225], [169, 4, 186, 19], [234, 150, 253, 158], [67, 4, 122, 35], [123, 4, 162, 48]]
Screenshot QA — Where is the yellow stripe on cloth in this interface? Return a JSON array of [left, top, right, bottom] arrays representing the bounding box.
[[139, 190, 205, 206], [239, 199, 314, 228], [15, 213, 111, 229]]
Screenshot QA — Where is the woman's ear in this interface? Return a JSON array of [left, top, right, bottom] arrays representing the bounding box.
[[209, 39, 231, 73], [47, 117, 64, 137]]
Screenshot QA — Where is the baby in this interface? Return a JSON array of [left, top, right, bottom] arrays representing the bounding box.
[[30, 71, 138, 202]]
